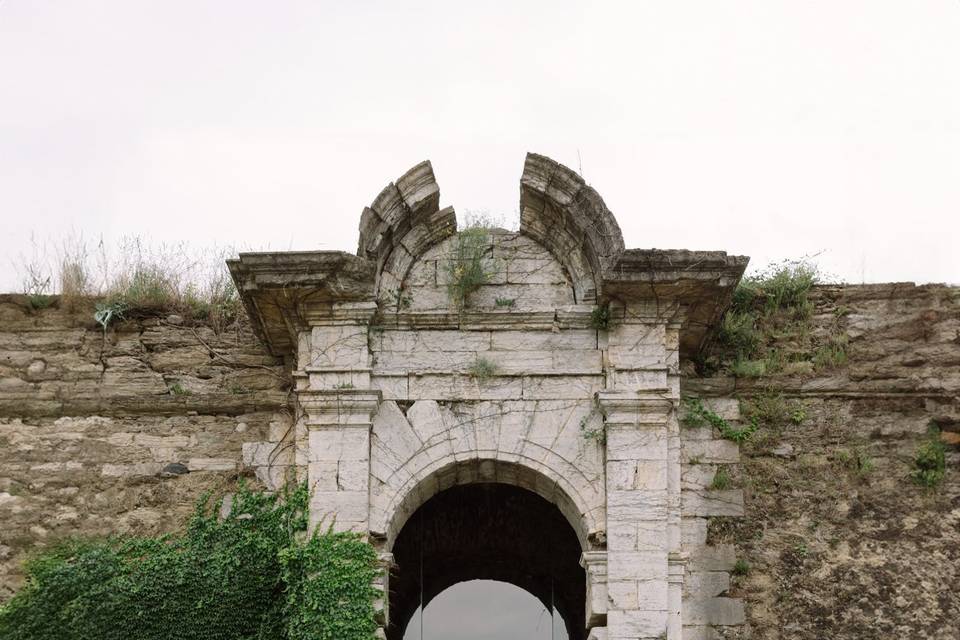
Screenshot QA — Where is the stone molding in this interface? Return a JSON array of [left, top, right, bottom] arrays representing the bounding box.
[[581, 550, 610, 628], [597, 391, 673, 427], [299, 389, 381, 429]]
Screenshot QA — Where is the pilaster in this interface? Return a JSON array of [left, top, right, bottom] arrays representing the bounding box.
[[599, 391, 675, 640], [301, 389, 379, 533], [581, 550, 609, 629], [297, 301, 381, 534]]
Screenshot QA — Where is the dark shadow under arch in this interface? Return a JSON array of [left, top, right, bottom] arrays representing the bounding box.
[[389, 483, 586, 640]]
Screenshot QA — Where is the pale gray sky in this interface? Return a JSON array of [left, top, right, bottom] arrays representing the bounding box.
[[404, 580, 568, 640], [2, 1, 959, 292]]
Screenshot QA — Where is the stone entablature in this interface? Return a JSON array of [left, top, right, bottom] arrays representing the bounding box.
[[229, 153, 749, 640]]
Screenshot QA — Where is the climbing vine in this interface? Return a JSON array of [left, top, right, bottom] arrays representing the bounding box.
[[0, 482, 380, 640], [682, 397, 757, 443]]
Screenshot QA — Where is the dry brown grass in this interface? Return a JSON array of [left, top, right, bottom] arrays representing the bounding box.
[[11, 233, 244, 330]]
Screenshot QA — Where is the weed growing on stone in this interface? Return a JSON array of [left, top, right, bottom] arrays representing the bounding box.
[[387, 288, 412, 310], [446, 217, 497, 311], [729, 358, 767, 378], [15, 233, 57, 310], [93, 300, 127, 331], [835, 448, 875, 475], [707, 258, 847, 377], [911, 428, 946, 488], [789, 406, 807, 425], [590, 304, 612, 330], [579, 415, 606, 445], [27, 293, 55, 310], [682, 397, 727, 430], [740, 392, 799, 428], [12, 234, 244, 332], [732, 559, 750, 576], [21, 266, 55, 310], [718, 311, 760, 358], [683, 397, 758, 443], [813, 334, 848, 370], [710, 467, 732, 490], [168, 382, 192, 396], [494, 297, 516, 308], [468, 357, 498, 381]]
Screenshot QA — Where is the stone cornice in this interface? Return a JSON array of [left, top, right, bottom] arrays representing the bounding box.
[[227, 251, 376, 357], [228, 154, 750, 363], [602, 249, 749, 358]]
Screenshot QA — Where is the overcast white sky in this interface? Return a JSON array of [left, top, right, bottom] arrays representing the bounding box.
[[404, 580, 567, 640], [1, 1, 958, 292]]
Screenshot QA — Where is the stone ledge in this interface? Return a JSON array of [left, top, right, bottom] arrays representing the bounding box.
[[0, 391, 289, 418]]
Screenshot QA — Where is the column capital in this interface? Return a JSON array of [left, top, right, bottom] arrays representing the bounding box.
[[580, 550, 609, 570], [596, 391, 673, 427], [300, 389, 382, 428]]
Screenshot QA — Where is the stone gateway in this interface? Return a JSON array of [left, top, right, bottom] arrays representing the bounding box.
[[228, 153, 750, 640]]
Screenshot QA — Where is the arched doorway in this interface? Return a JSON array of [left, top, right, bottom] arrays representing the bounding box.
[[388, 483, 586, 640]]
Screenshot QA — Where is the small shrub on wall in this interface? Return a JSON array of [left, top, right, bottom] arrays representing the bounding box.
[[0, 483, 380, 640], [445, 215, 499, 311]]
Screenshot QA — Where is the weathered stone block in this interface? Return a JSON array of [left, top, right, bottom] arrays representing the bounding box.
[[522, 375, 604, 399], [491, 329, 598, 351], [681, 490, 744, 517], [686, 545, 737, 572], [684, 572, 730, 598], [681, 597, 745, 626], [587, 627, 608, 640], [680, 439, 740, 464], [310, 490, 368, 526], [308, 428, 370, 462], [309, 325, 368, 369], [607, 551, 668, 581], [606, 609, 668, 638], [606, 430, 668, 462], [186, 458, 236, 472]]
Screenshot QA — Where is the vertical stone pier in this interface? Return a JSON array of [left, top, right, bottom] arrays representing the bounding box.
[[600, 392, 673, 638], [296, 302, 381, 533]]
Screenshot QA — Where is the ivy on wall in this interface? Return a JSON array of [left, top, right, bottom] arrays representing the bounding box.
[[0, 482, 380, 640]]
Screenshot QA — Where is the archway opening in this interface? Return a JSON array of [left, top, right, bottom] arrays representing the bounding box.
[[389, 483, 585, 640], [403, 580, 568, 640]]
